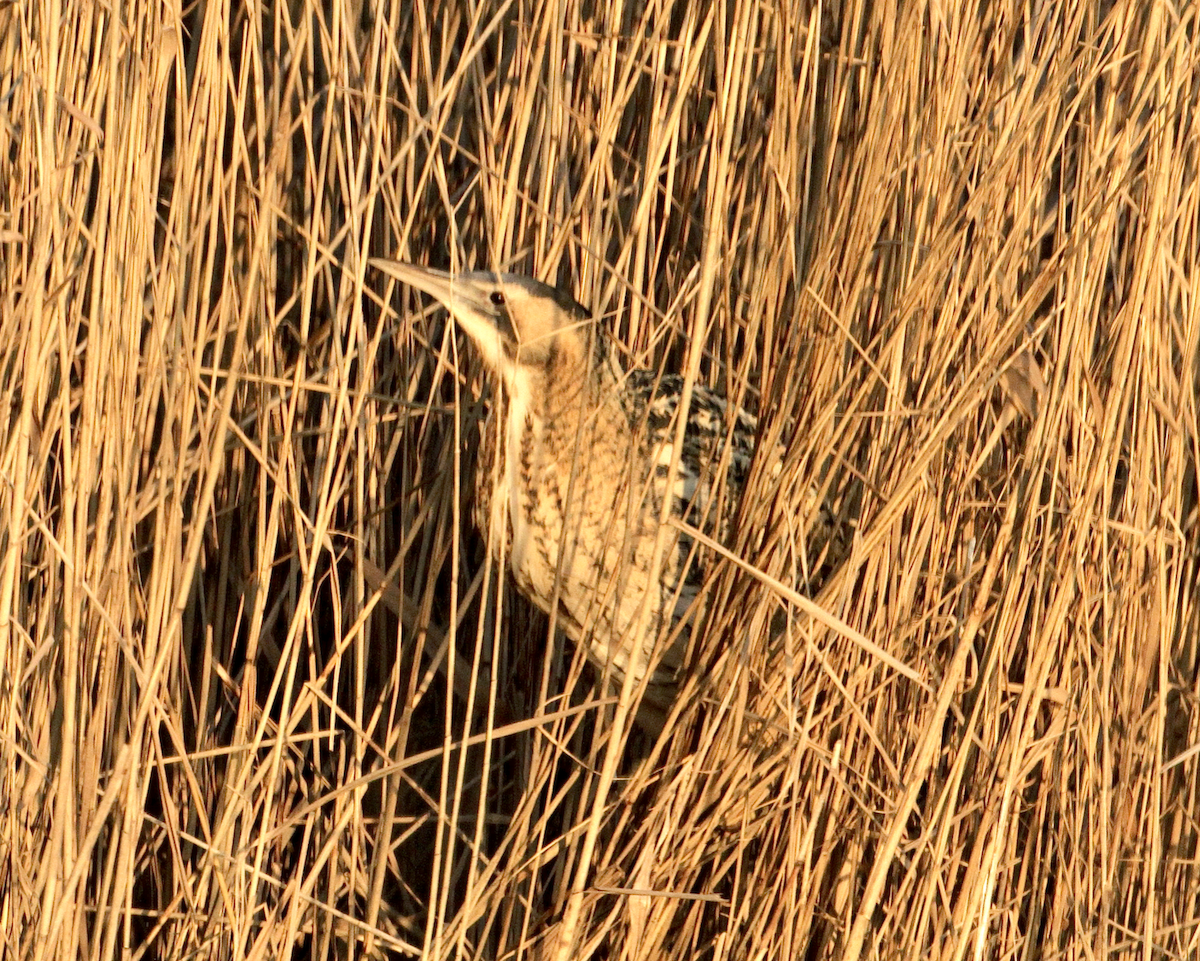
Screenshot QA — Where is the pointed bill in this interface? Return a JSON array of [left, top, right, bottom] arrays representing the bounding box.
[[372, 259, 461, 309], [372, 258, 515, 374]]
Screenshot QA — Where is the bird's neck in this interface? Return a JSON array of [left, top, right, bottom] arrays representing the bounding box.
[[487, 345, 626, 479]]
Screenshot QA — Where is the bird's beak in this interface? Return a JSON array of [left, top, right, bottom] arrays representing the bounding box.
[[372, 259, 517, 372], [371, 259, 491, 317], [372, 260, 453, 305]]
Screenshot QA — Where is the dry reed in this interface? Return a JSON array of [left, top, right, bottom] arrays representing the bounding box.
[[1, 0, 1198, 959]]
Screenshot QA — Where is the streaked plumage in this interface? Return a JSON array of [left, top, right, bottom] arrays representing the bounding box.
[[374, 260, 826, 734]]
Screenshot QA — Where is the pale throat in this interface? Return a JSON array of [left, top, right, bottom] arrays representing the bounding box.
[[501, 367, 539, 572]]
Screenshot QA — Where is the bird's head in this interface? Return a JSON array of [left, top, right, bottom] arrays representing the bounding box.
[[374, 260, 595, 400]]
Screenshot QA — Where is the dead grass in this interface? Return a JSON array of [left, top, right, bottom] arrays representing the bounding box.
[[2, 0, 1198, 958]]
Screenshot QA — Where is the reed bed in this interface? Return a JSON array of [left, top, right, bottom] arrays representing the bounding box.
[[2, 0, 1198, 958]]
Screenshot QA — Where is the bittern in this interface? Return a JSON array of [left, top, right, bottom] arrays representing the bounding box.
[[374, 260, 827, 734]]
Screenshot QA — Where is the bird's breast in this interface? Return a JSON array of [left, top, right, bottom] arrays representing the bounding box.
[[492, 396, 573, 607], [503, 393, 534, 572]]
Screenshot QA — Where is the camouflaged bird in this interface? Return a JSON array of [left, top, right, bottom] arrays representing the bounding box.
[[374, 260, 829, 734]]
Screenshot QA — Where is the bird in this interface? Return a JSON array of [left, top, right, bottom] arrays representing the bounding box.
[[373, 259, 830, 735]]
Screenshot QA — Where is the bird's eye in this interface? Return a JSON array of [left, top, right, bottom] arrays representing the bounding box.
[[490, 292, 506, 306]]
